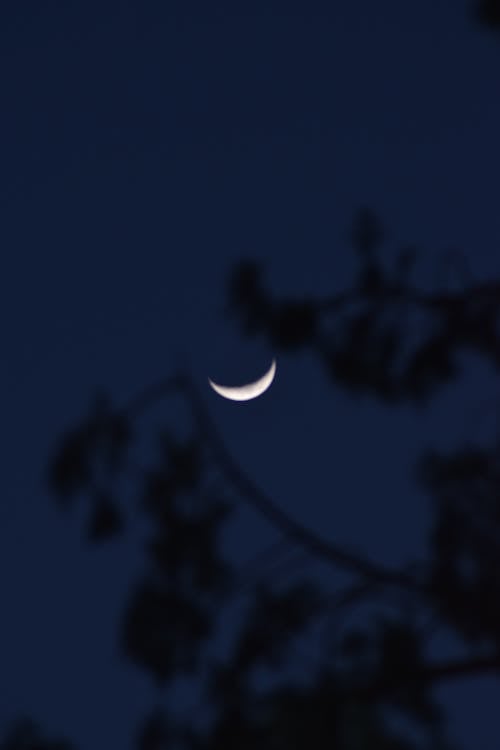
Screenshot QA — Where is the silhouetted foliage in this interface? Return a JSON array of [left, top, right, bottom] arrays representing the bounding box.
[[33, 209, 500, 749], [135, 709, 171, 750], [227, 209, 500, 408], [474, 0, 500, 29], [0, 718, 75, 750], [47, 392, 132, 531], [269, 300, 318, 350], [417, 443, 500, 646], [9, 201, 500, 749], [86, 490, 123, 541], [3, 0, 500, 745], [122, 577, 215, 684]]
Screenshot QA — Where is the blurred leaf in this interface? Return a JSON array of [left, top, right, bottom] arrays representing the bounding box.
[[232, 581, 324, 672], [121, 580, 213, 685], [341, 629, 371, 661], [0, 718, 75, 749], [393, 245, 418, 284], [86, 491, 123, 542], [227, 260, 262, 307], [270, 300, 317, 349], [226, 260, 270, 336], [351, 206, 385, 257], [47, 427, 92, 505], [474, 0, 500, 29], [358, 263, 386, 296], [135, 709, 175, 750], [103, 413, 132, 474]]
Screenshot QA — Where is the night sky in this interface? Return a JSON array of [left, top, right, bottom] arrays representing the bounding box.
[[1, 1, 500, 749]]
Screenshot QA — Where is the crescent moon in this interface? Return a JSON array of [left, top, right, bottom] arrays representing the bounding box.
[[208, 359, 276, 401]]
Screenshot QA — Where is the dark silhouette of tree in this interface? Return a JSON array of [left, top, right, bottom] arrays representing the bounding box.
[[473, 0, 500, 30], [1, 0, 499, 744], [0, 717, 75, 750], [3, 204, 496, 750]]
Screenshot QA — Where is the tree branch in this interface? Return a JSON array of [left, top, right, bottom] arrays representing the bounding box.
[[121, 371, 428, 596], [180, 375, 427, 596], [354, 650, 500, 702]]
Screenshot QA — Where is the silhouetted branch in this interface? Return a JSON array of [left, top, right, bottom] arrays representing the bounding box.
[[124, 375, 186, 418], [180, 374, 428, 596], [120, 370, 428, 594], [318, 279, 500, 315], [351, 650, 500, 702]]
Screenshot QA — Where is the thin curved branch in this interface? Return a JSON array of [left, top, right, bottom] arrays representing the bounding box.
[[124, 374, 186, 419], [121, 371, 427, 596], [123, 375, 427, 595], [180, 375, 428, 597]]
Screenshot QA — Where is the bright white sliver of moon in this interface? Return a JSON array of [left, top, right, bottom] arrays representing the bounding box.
[[208, 358, 276, 401]]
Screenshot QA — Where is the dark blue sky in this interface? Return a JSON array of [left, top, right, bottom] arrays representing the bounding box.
[[1, 2, 500, 748]]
